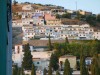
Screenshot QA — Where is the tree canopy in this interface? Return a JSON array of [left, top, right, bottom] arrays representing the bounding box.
[[50, 54, 59, 71], [91, 54, 100, 75], [22, 43, 33, 70], [63, 59, 72, 75], [80, 55, 89, 75], [31, 64, 36, 75], [48, 35, 52, 51]]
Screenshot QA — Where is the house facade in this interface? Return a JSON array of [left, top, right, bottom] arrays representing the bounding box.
[[22, 24, 98, 41], [22, 4, 33, 11], [93, 31, 100, 40], [59, 55, 77, 70]]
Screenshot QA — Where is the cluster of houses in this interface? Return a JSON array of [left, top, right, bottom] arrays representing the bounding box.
[[12, 4, 100, 75], [12, 4, 93, 27], [12, 4, 100, 41], [22, 24, 100, 41], [12, 40, 92, 75]]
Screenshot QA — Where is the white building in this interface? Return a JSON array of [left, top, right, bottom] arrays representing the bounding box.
[[51, 9, 66, 15], [14, 43, 48, 53], [85, 57, 92, 65], [22, 4, 33, 11], [22, 24, 100, 41], [59, 55, 77, 70], [12, 40, 65, 68], [33, 58, 49, 70], [35, 9, 51, 15], [32, 16, 44, 26], [22, 18, 34, 25], [12, 20, 23, 27], [12, 48, 52, 68], [66, 9, 74, 14], [93, 31, 100, 40], [17, 11, 34, 18], [60, 24, 94, 40], [22, 25, 35, 41]]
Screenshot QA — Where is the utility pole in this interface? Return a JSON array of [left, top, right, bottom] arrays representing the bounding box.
[[76, 1, 77, 11]]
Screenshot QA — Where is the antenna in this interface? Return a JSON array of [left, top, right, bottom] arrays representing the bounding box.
[[76, 1, 77, 11]]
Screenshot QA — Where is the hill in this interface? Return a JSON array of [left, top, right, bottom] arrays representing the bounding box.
[[12, 3, 100, 29]]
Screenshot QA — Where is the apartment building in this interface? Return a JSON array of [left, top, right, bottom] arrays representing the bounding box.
[[78, 10, 86, 15], [22, 18, 34, 25], [44, 13, 56, 20], [35, 9, 51, 15], [44, 13, 61, 25], [93, 31, 100, 40], [60, 24, 94, 40], [32, 13, 44, 25], [22, 4, 33, 11], [46, 19, 61, 25], [51, 9, 66, 15], [22, 25, 35, 41], [59, 55, 77, 70], [17, 11, 34, 18], [13, 40, 65, 68], [66, 9, 74, 14], [22, 24, 98, 41], [44, 25, 62, 38], [12, 20, 22, 27], [12, 43, 52, 68]]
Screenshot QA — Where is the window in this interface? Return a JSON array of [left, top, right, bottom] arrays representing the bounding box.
[[50, 30, 52, 32], [17, 46, 20, 54], [37, 62, 39, 64]]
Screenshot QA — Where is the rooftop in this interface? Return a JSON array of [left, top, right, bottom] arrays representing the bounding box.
[[26, 40, 65, 46], [59, 55, 76, 58]]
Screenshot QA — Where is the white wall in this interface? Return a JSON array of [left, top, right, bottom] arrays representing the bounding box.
[[22, 5, 32, 10], [33, 59, 49, 70], [93, 31, 100, 40], [12, 51, 52, 68]]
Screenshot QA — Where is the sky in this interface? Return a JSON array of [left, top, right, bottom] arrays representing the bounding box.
[[17, 0, 100, 14]]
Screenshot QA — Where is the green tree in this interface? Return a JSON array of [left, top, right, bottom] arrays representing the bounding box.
[[13, 65, 18, 75], [31, 64, 36, 75], [62, 13, 71, 19], [80, 55, 89, 75], [17, 68, 21, 75], [76, 11, 82, 20], [48, 35, 52, 50], [97, 14, 100, 22], [50, 54, 59, 71], [63, 59, 72, 75], [65, 37, 69, 43], [43, 68, 47, 75], [56, 70, 60, 75], [44, 20, 47, 25], [20, 67, 25, 75], [48, 63, 52, 75], [56, 14, 61, 19], [91, 54, 100, 75], [53, 43, 60, 50], [86, 15, 96, 26], [22, 43, 33, 70], [13, 0, 18, 5]]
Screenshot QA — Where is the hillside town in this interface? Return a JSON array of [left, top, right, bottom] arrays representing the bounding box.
[[12, 3, 100, 75]]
